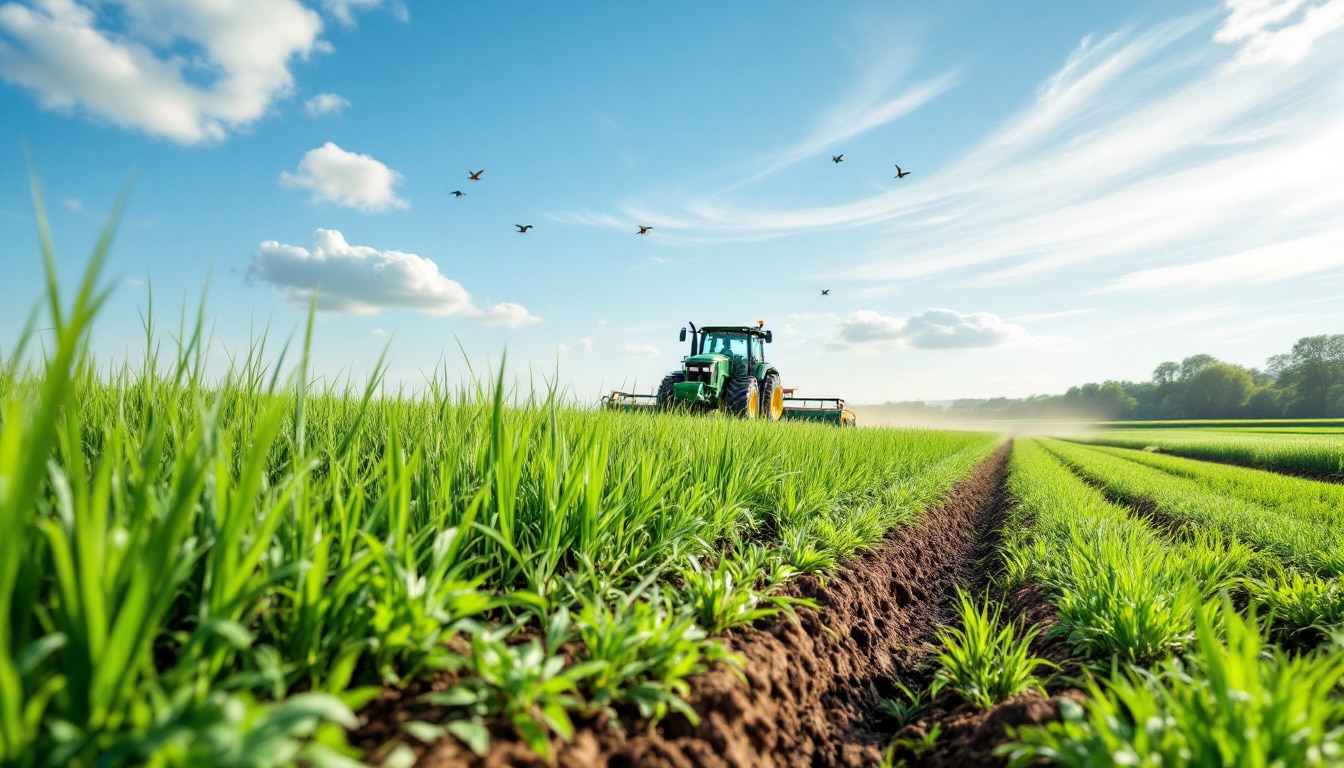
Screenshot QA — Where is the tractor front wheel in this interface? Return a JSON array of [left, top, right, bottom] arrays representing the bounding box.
[[724, 375, 760, 419], [761, 373, 784, 422], [657, 371, 686, 411]]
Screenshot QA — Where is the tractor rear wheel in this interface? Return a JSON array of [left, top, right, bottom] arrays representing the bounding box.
[[724, 375, 760, 419], [656, 371, 686, 410], [762, 373, 784, 421]]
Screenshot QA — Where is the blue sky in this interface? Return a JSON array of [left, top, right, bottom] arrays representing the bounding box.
[[1, 0, 1342, 403]]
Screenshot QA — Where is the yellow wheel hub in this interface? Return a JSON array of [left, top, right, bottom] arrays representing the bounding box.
[[770, 384, 784, 419], [747, 391, 759, 417]]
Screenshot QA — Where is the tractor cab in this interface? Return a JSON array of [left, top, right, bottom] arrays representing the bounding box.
[[681, 326, 771, 379]]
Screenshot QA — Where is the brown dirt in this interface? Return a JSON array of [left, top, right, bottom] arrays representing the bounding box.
[[355, 441, 1017, 767], [884, 576, 1085, 768], [887, 689, 1087, 768]]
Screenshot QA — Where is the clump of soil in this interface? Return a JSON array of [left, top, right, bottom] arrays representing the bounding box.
[[887, 690, 1087, 768], [369, 442, 1016, 767]]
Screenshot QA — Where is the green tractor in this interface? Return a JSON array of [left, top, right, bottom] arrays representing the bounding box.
[[603, 321, 856, 426], [660, 322, 784, 419]]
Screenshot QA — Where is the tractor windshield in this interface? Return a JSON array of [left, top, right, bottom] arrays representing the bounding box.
[[701, 333, 749, 360]]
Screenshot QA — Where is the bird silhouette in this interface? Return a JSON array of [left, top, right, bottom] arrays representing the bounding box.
[[516, 224, 533, 233], [468, 170, 484, 181], [894, 164, 911, 179], [451, 190, 465, 197], [637, 225, 652, 234], [832, 154, 844, 163], [821, 289, 830, 296]]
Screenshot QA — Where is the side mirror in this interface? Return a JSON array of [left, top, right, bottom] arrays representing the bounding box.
[[679, 328, 687, 342], [765, 331, 773, 343]]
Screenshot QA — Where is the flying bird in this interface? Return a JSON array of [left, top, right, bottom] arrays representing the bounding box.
[[637, 225, 652, 234], [821, 289, 830, 296], [832, 154, 843, 163], [894, 164, 911, 179], [451, 190, 465, 197], [516, 224, 533, 233], [468, 170, 484, 181]]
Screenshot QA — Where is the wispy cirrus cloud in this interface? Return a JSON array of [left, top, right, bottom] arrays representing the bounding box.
[[1215, 0, 1344, 64], [1100, 230, 1344, 292], [562, 3, 1344, 295]]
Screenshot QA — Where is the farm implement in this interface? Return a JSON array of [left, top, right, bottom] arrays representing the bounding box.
[[602, 321, 857, 426]]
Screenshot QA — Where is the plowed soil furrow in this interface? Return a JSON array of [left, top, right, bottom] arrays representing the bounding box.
[[414, 441, 1015, 768]]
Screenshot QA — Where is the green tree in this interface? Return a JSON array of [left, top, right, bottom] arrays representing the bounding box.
[[1268, 335, 1344, 417], [1152, 361, 1179, 385], [1245, 386, 1285, 418], [1178, 354, 1219, 381], [1185, 362, 1253, 418]]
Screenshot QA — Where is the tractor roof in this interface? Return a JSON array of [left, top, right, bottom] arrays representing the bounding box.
[[699, 325, 768, 337]]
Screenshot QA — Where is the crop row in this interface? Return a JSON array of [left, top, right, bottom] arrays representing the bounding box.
[[1085, 427, 1344, 479], [969, 440, 1344, 766], [1, 228, 999, 766], [1040, 438, 1344, 576]]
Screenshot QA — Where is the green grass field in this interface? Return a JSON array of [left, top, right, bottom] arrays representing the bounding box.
[[8, 218, 1344, 767], [1081, 426, 1344, 480]]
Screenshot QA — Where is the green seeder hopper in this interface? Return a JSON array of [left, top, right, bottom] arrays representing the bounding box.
[[601, 321, 856, 427]]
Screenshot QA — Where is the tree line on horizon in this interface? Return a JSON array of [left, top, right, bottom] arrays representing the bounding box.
[[876, 334, 1344, 421]]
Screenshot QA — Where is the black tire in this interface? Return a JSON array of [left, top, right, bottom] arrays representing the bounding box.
[[761, 373, 783, 422], [656, 371, 686, 410], [724, 375, 760, 419]]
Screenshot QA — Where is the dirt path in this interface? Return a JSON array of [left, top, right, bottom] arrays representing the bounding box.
[[408, 441, 1027, 768], [873, 447, 1081, 768]]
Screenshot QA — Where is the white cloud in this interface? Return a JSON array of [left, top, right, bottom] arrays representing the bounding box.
[[623, 344, 659, 357], [1101, 230, 1344, 292], [571, 11, 1344, 300], [61, 196, 81, 212], [305, 92, 349, 117], [279, 142, 407, 211], [323, 0, 407, 27], [733, 72, 957, 189], [249, 228, 475, 315], [1215, 0, 1344, 64], [371, 327, 385, 336], [836, 308, 1021, 349], [482, 302, 542, 327], [0, 0, 322, 143]]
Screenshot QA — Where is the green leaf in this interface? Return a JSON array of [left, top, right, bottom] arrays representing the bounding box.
[[381, 744, 419, 768], [423, 687, 480, 707], [402, 720, 446, 743], [446, 718, 491, 756]]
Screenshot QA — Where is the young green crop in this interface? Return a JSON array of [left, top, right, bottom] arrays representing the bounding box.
[[1003, 602, 1344, 768], [1084, 427, 1344, 479], [2, 196, 1001, 763], [1042, 439, 1344, 576], [1248, 568, 1344, 649], [1070, 441, 1344, 527], [1001, 441, 1253, 664], [930, 591, 1052, 710]]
